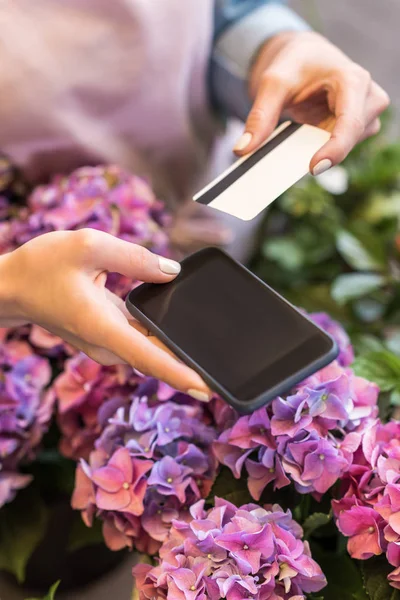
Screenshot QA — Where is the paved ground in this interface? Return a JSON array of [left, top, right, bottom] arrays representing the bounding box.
[[1, 1, 398, 599]]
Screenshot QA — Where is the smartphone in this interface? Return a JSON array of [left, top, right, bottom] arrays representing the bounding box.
[[126, 248, 338, 414]]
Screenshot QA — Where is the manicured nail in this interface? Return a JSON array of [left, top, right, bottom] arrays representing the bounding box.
[[234, 132, 253, 152], [158, 256, 181, 275], [312, 159, 332, 176], [187, 389, 211, 402]]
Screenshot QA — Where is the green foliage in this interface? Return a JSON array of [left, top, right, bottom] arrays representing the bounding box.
[[353, 351, 400, 395], [303, 511, 332, 539], [0, 485, 48, 583], [361, 556, 400, 600], [26, 580, 60, 600], [331, 273, 387, 304], [309, 545, 368, 600], [336, 229, 386, 272]]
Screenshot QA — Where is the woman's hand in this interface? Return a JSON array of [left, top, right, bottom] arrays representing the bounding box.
[[0, 229, 211, 401], [234, 31, 390, 175]]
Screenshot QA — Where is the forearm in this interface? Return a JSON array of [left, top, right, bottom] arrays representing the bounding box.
[[211, 1, 310, 120]]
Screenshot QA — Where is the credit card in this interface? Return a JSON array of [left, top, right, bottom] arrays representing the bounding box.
[[193, 121, 330, 221]]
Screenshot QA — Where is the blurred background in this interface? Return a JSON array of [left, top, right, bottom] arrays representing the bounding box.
[[290, 0, 400, 131], [1, 1, 399, 599]]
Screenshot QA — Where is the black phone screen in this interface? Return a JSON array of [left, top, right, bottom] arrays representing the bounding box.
[[128, 248, 335, 403]]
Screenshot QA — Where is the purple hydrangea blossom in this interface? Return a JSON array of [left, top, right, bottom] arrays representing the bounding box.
[[0, 332, 53, 506], [54, 353, 141, 460], [133, 498, 326, 600], [332, 421, 400, 589], [8, 165, 170, 298], [0, 471, 33, 507], [213, 320, 378, 500], [309, 312, 354, 367], [71, 385, 218, 551]]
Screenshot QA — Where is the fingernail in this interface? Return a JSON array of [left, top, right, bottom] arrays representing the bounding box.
[[234, 132, 252, 152], [312, 159, 332, 176], [158, 256, 181, 275], [187, 389, 210, 402]]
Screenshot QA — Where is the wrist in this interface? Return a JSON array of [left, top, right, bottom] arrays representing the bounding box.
[[0, 252, 25, 327], [249, 31, 299, 99]]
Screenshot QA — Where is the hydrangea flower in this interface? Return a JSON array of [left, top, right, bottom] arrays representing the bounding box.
[[54, 352, 141, 459], [133, 498, 326, 600], [214, 364, 377, 499], [71, 385, 218, 551], [332, 421, 400, 589], [308, 312, 354, 367], [213, 315, 378, 500], [0, 331, 53, 506], [0, 471, 33, 507]]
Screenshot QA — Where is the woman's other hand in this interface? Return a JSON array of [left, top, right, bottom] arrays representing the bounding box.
[[234, 31, 390, 175], [0, 229, 211, 401]]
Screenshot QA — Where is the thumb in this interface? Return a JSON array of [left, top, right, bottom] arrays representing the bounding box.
[[77, 229, 181, 283]]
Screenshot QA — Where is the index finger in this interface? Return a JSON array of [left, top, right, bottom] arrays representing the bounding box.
[[101, 315, 212, 401]]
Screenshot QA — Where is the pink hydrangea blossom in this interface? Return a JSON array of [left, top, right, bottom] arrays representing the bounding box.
[[71, 385, 218, 551], [213, 337, 377, 500], [0, 330, 54, 506], [337, 505, 385, 559], [7, 165, 170, 298], [89, 447, 153, 515], [0, 471, 33, 507], [133, 498, 326, 600], [54, 353, 141, 459], [309, 312, 354, 367], [332, 421, 400, 589]]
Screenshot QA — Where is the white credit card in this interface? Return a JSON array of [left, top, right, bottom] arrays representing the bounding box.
[[193, 121, 330, 221]]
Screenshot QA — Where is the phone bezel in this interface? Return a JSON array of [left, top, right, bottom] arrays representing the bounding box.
[[125, 247, 339, 414]]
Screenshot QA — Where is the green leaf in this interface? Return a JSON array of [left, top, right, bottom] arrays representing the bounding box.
[[303, 512, 332, 539], [336, 230, 386, 271], [0, 485, 48, 583], [361, 556, 400, 600], [352, 592, 369, 600], [353, 351, 400, 392], [332, 273, 387, 304], [67, 512, 104, 552], [263, 237, 305, 270], [206, 467, 252, 507], [26, 580, 61, 600], [352, 334, 385, 356], [310, 546, 367, 600]]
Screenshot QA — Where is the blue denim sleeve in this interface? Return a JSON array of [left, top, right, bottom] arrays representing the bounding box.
[[211, 1, 310, 120]]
